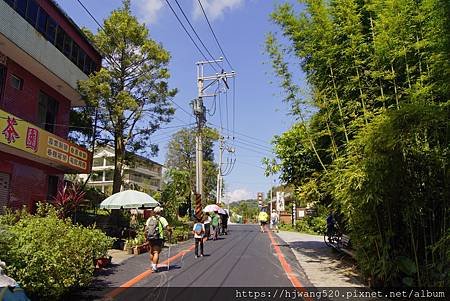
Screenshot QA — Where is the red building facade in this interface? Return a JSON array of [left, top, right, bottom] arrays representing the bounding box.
[[0, 0, 101, 211]]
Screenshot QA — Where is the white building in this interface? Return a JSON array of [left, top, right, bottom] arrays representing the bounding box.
[[78, 146, 163, 195]]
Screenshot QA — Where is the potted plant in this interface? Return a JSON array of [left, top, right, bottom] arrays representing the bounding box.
[[95, 256, 112, 269], [124, 239, 133, 254]]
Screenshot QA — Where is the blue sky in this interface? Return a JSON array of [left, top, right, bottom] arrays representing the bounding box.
[[55, 0, 304, 203]]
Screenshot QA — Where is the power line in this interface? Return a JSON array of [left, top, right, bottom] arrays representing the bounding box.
[[75, 0, 103, 30], [207, 121, 271, 145], [235, 159, 266, 170], [207, 122, 273, 153], [233, 142, 273, 157], [165, 0, 218, 73], [234, 137, 273, 153], [173, 0, 222, 71], [197, 0, 234, 70], [169, 99, 195, 119], [232, 141, 273, 155]]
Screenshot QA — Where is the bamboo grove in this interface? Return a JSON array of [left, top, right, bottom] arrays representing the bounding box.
[[266, 0, 449, 287]]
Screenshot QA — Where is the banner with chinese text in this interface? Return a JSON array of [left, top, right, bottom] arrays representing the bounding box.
[[0, 109, 91, 173]]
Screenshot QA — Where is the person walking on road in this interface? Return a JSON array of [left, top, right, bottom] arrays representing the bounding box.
[[145, 206, 171, 272], [204, 212, 211, 240], [258, 209, 269, 233], [211, 211, 220, 240], [326, 210, 335, 242], [271, 209, 279, 233], [221, 211, 229, 235], [192, 217, 205, 258]]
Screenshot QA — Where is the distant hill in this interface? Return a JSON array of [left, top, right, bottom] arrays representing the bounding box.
[[229, 199, 258, 210], [229, 199, 260, 223]]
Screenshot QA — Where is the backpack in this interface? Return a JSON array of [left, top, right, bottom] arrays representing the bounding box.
[[194, 223, 203, 235], [259, 212, 268, 222], [146, 217, 161, 240], [272, 213, 278, 223]]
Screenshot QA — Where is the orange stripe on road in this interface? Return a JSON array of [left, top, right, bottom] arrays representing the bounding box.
[[267, 231, 314, 301], [103, 244, 196, 300]]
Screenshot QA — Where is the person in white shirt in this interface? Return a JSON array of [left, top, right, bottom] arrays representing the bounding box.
[[192, 217, 206, 258], [203, 212, 211, 240], [271, 209, 280, 233]]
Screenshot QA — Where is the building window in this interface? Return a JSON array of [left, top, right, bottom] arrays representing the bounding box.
[[91, 171, 102, 182], [47, 175, 59, 200], [77, 50, 86, 70], [5, 0, 14, 8], [105, 157, 115, 166], [104, 169, 114, 181], [63, 34, 73, 57], [3, 0, 98, 76], [150, 179, 160, 187], [83, 57, 92, 74], [10, 74, 23, 90], [45, 16, 57, 44], [36, 7, 48, 35], [93, 157, 104, 167], [26, 0, 39, 26], [89, 60, 97, 74], [70, 43, 79, 65], [38, 91, 59, 133], [15, 0, 27, 17], [55, 26, 65, 51]]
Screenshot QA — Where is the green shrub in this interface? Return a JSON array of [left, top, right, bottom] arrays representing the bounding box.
[[327, 103, 450, 286], [279, 222, 294, 231], [309, 216, 327, 234], [280, 215, 327, 235], [169, 225, 191, 243], [2, 204, 114, 299], [294, 219, 313, 234]]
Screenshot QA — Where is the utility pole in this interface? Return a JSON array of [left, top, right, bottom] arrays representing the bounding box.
[[270, 185, 273, 229], [216, 135, 235, 205], [193, 68, 205, 220], [216, 135, 224, 204], [193, 58, 235, 220]]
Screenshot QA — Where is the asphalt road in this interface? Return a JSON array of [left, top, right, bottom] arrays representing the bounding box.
[[77, 224, 312, 301]]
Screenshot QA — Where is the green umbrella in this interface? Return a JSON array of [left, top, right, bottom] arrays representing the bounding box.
[[99, 190, 159, 209]]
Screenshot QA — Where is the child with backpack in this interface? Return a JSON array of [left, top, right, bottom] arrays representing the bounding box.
[[192, 217, 205, 258]]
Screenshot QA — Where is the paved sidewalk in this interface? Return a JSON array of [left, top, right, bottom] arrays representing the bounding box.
[[107, 249, 134, 265], [106, 242, 179, 265], [275, 231, 370, 291]]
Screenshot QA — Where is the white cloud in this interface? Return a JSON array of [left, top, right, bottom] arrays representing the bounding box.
[[226, 188, 253, 203], [135, 0, 164, 25], [193, 0, 244, 21]]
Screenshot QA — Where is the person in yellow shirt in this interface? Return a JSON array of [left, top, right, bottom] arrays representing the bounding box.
[[258, 209, 269, 233]]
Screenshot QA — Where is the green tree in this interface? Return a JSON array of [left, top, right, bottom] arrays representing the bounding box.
[[267, 0, 450, 286], [160, 169, 191, 223], [77, 1, 176, 193], [163, 127, 219, 210]]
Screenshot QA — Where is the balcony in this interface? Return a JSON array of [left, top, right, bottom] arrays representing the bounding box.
[[0, 0, 87, 105], [0, 108, 91, 173]]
